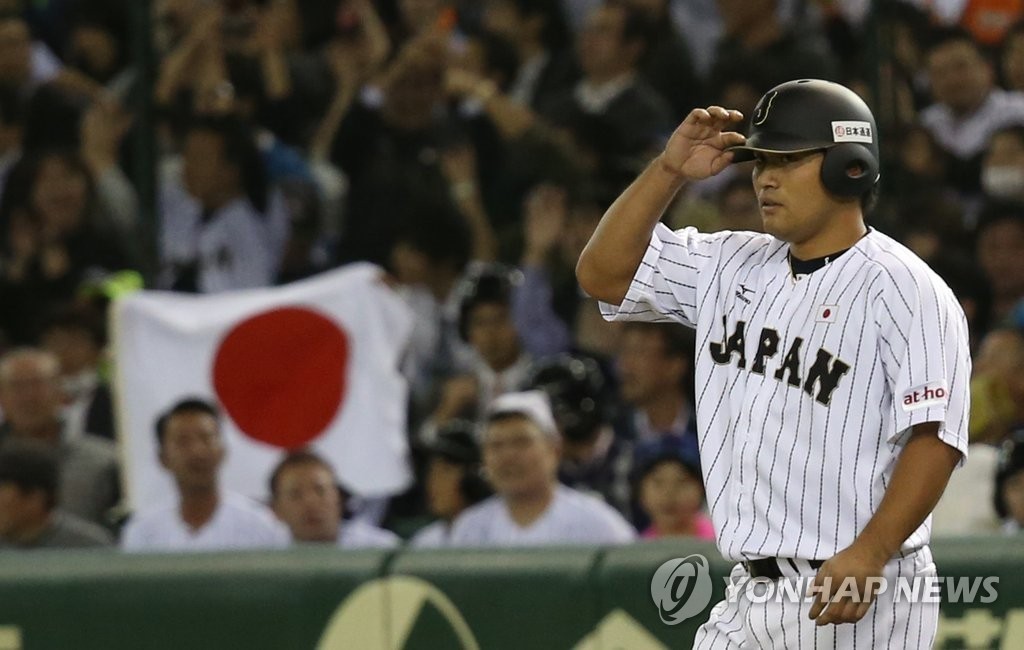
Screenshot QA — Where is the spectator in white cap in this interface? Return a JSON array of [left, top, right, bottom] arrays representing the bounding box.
[[448, 390, 636, 546]]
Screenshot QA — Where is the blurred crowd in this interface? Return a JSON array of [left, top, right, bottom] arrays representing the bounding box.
[[0, 0, 1023, 551]]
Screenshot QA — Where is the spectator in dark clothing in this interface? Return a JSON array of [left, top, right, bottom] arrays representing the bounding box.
[[615, 323, 698, 455], [158, 114, 285, 293], [0, 149, 129, 345], [921, 28, 1024, 194], [537, 0, 672, 190], [39, 307, 115, 442], [975, 202, 1024, 324], [0, 438, 112, 549], [331, 36, 461, 266], [707, 0, 839, 103], [0, 348, 119, 528], [481, 0, 578, 110], [622, 0, 700, 120]]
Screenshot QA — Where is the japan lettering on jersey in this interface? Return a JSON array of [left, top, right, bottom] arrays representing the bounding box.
[[600, 224, 970, 562]]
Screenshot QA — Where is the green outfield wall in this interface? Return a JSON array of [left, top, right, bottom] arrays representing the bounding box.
[[0, 538, 1020, 649]]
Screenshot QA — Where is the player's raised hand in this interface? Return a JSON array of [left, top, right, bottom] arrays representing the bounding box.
[[808, 544, 887, 626], [661, 106, 746, 180]]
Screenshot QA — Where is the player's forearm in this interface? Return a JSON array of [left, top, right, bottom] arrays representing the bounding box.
[[851, 423, 961, 563], [576, 154, 686, 304]]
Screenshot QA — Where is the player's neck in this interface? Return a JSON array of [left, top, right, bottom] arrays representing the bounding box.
[[505, 483, 555, 527], [788, 219, 868, 262]]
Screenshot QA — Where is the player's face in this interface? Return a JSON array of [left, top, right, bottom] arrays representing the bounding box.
[[425, 457, 467, 519], [272, 462, 341, 543], [639, 461, 703, 532], [482, 417, 558, 498], [752, 151, 840, 247], [159, 412, 224, 492]]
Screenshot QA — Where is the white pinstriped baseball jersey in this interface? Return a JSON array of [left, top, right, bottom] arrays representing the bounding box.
[[601, 223, 971, 562]]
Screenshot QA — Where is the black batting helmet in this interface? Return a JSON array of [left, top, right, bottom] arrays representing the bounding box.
[[526, 354, 609, 443], [728, 79, 880, 199]]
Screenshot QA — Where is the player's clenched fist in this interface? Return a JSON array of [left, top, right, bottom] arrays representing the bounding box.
[[659, 106, 747, 181]]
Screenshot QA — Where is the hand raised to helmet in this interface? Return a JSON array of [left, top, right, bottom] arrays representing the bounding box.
[[661, 106, 746, 180]]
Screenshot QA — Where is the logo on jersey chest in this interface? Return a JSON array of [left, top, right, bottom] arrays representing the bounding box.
[[735, 284, 755, 305], [708, 318, 851, 405]]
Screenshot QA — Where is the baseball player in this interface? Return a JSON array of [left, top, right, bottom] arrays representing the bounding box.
[[577, 79, 970, 647]]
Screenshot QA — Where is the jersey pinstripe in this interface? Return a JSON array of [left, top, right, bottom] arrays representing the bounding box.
[[600, 223, 971, 562]]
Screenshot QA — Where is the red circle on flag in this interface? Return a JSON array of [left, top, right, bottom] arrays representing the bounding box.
[[822, 309, 831, 318], [212, 307, 349, 449]]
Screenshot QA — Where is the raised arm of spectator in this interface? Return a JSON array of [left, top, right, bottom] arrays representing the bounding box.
[[308, 41, 361, 162], [251, 1, 293, 102], [192, 24, 232, 115], [514, 184, 572, 357], [50, 69, 105, 102], [80, 99, 138, 240], [349, 0, 392, 78], [445, 67, 582, 181], [155, 5, 222, 107], [440, 145, 498, 262], [446, 68, 536, 142]]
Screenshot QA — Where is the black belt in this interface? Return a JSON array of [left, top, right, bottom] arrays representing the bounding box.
[[744, 557, 825, 580]]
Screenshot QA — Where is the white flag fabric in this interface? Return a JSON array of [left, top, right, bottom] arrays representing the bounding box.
[[112, 263, 414, 510]]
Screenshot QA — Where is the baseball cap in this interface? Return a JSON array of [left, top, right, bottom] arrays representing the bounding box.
[[485, 390, 559, 439]]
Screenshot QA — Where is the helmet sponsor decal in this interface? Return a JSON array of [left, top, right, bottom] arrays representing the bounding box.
[[831, 121, 873, 143]]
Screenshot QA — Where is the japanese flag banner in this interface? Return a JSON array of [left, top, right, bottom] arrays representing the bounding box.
[[112, 263, 414, 510]]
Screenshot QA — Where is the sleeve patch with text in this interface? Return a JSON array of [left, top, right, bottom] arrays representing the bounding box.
[[901, 380, 949, 412]]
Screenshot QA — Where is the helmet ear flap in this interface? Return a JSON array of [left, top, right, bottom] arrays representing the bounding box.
[[820, 143, 879, 198]]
